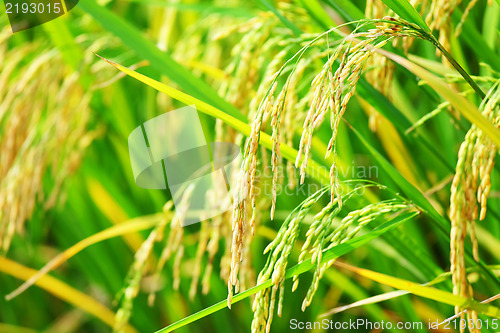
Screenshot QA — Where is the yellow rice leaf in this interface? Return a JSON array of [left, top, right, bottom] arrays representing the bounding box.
[[87, 178, 144, 251], [359, 98, 420, 187], [182, 60, 227, 80], [0, 323, 38, 333], [378, 49, 500, 148], [94, 54, 252, 136], [97, 54, 381, 204], [335, 261, 500, 318], [407, 54, 456, 76], [95, 54, 336, 185], [5, 214, 161, 300], [0, 256, 138, 333]]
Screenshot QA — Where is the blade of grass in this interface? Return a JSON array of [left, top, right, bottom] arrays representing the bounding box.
[[429, 41, 486, 99], [321, 264, 500, 317], [348, 122, 500, 290], [453, 9, 500, 72], [357, 78, 413, 131], [0, 257, 138, 333], [98, 55, 388, 206], [294, 0, 334, 29], [256, 0, 301, 36], [87, 178, 145, 251], [96, 54, 336, 187], [407, 54, 456, 76], [346, 121, 447, 227], [5, 213, 162, 300], [380, 0, 431, 32], [323, 0, 366, 22], [320, 290, 409, 317], [378, 49, 500, 147], [0, 323, 38, 333], [120, 0, 256, 18], [334, 261, 500, 318], [155, 211, 419, 332], [77, 0, 245, 121]]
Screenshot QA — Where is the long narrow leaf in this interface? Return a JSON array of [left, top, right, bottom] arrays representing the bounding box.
[[380, 0, 431, 32], [256, 0, 302, 36], [347, 122, 448, 228], [349, 123, 500, 289], [97, 55, 335, 186], [78, 0, 245, 121], [5, 214, 162, 300], [378, 49, 500, 148], [335, 261, 500, 318], [155, 211, 419, 332], [0, 257, 138, 333]]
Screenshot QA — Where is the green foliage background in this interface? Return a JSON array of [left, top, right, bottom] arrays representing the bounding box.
[[1, 0, 500, 332]]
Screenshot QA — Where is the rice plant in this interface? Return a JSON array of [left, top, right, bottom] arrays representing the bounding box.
[[1, 1, 500, 333]]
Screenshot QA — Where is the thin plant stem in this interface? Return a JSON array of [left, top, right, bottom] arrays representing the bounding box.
[[428, 34, 486, 99]]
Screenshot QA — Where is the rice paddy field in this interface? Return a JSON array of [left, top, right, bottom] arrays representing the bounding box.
[[1, 0, 500, 332]]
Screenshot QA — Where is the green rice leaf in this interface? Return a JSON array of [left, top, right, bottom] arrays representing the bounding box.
[[347, 123, 448, 229], [379, 49, 500, 147], [380, 0, 431, 32], [323, 0, 366, 22], [78, 0, 245, 121], [256, 0, 302, 36], [96, 55, 333, 185], [155, 211, 419, 333], [336, 261, 500, 318]]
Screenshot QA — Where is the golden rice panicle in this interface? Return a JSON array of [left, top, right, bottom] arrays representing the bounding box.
[[299, 200, 410, 311], [253, 184, 410, 330], [189, 162, 239, 299], [364, 0, 395, 131], [199, 153, 235, 295], [270, 89, 285, 220], [162, 187, 195, 289], [283, 58, 308, 190], [245, 45, 344, 308], [147, 192, 191, 306], [365, 0, 387, 20], [449, 81, 500, 324], [0, 33, 98, 253], [325, 34, 389, 202], [295, 19, 424, 205], [228, 80, 279, 306], [114, 227, 160, 333], [218, 13, 277, 112], [115, 201, 173, 333], [147, 184, 224, 306], [251, 189, 320, 333], [189, 220, 209, 300], [201, 215, 222, 294], [455, 0, 479, 36], [295, 47, 343, 199], [423, 0, 487, 52]]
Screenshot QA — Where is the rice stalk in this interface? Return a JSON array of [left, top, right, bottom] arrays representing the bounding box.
[[0, 29, 100, 253], [228, 78, 280, 305], [449, 80, 500, 333], [228, 16, 430, 302], [294, 200, 410, 311], [251, 186, 328, 333], [295, 18, 425, 203], [113, 201, 173, 333], [251, 183, 411, 332], [364, 0, 396, 131]]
